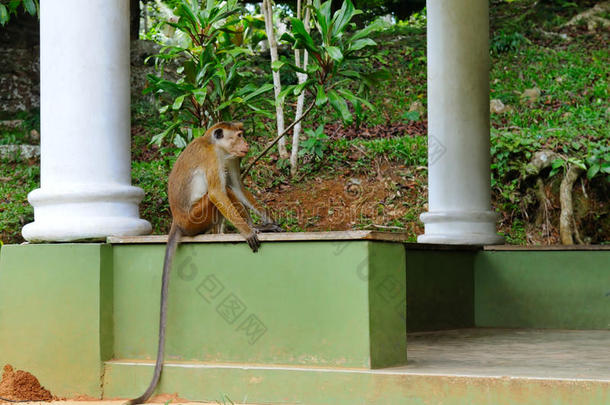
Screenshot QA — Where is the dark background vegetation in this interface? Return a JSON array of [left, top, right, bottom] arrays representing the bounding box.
[[1, 0, 608, 245]]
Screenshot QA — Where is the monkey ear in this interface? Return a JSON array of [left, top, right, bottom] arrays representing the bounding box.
[[213, 128, 224, 139]]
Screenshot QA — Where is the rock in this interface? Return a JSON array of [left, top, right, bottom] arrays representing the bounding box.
[[521, 87, 541, 104], [525, 150, 561, 176], [0, 119, 24, 129], [565, 1, 610, 31], [29, 129, 40, 142], [408, 101, 426, 115], [490, 99, 512, 114], [0, 145, 40, 161]]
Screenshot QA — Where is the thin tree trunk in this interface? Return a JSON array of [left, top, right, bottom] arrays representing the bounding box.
[[290, 0, 311, 177], [559, 164, 584, 245], [130, 0, 141, 41], [262, 0, 288, 159]]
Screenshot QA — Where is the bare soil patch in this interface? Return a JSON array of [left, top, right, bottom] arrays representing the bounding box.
[[0, 365, 55, 402]]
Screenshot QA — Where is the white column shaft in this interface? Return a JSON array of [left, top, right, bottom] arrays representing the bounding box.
[[23, 0, 151, 242], [418, 0, 503, 245]]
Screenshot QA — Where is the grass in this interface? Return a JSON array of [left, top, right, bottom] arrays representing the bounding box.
[[0, 160, 37, 243]]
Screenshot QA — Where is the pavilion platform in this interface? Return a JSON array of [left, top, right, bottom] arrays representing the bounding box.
[[0, 232, 608, 404]]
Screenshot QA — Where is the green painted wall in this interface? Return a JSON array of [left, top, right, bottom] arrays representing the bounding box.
[[0, 244, 112, 397], [1, 241, 609, 402], [112, 240, 406, 368], [405, 249, 475, 332], [475, 251, 610, 330]]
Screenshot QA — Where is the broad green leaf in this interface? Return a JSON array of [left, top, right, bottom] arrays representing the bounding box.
[[551, 158, 565, 170], [325, 46, 343, 62], [340, 70, 361, 79], [291, 18, 319, 54], [328, 90, 352, 124], [331, 0, 356, 37], [151, 122, 180, 146], [402, 110, 420, 121], [276, 57, 307, 74], [177, 3, 199, 33], [22, 0, 36, 15], [293, 79, 313, 96], [183, 60, 197, 84], [338, 89, 374, 111], [279, 32, 296, 45], [173, 94, 186, 110], [278, 85, 296, 104], [314, 0, 332, 38], [315, 85, 328, 106], [587, 164, 600, 179], [174, 134, 187, 148], [0, 5, 8, 25], [271, 60, 285, 71], [348, 38, 376, 52], [351, 19, 384, 42], [192, 127, 205, 138], [242, 83, 274, 102]]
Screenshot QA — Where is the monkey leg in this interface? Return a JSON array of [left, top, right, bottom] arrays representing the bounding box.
[[180, 194, 220, 236]]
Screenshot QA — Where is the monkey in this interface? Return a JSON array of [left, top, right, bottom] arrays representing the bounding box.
[[127, 122, 282, 405]]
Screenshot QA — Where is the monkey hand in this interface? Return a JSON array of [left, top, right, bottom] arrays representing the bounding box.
[[256, 222, 283, 233], [245, 232, 260, 253]]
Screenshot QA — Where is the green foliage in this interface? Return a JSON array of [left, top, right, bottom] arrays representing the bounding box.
[[585, 146, 610, 182], [0, 160, 37, 243], [278, 0, 388, 126], [299, 124, 329, 159], [146, 0, 273, 147], [491, 30, 530, 54], [0, 0, 38, 26]]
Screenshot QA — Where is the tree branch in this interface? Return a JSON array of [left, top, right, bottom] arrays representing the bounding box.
[[242, 100, 316, 179]]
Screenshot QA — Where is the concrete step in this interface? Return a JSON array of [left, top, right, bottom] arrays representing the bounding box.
[[103, 328, 610, 405]]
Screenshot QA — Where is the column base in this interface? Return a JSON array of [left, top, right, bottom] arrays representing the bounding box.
[[418, 210, 504, 245], [22, 185, 152, 242]]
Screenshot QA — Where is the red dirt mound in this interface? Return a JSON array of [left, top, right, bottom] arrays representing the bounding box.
[[0, 365, 55, 402]]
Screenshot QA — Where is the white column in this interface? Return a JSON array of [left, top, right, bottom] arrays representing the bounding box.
[[22, 0, 151, 242], [418, 0, 503, 245]]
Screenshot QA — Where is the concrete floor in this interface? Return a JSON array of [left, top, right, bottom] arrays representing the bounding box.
[[9, 329, 610, 404], [399, 328, 610, 381]]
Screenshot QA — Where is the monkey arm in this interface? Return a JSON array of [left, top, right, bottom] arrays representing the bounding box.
[[226, 188, 254, 227], [208, 188, 260, 252], [231, 184, 281, 228]]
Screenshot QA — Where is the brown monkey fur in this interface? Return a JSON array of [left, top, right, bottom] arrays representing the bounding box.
[[127, 122, 281, 405]]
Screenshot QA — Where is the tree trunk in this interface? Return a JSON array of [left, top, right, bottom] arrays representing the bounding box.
[[262, 0, 288, 159], [559, 165, 584, 245], [130, 0, 141, 41], [290, 0, 311, 177]]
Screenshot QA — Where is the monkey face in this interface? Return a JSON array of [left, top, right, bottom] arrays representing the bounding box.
[[212, 125, 249, 158]]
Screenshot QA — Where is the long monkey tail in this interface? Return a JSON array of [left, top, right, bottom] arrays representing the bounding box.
[[125, 223, 182, 405]]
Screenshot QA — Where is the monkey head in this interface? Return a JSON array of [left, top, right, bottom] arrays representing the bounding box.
[[208, 122, 249, 158]]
